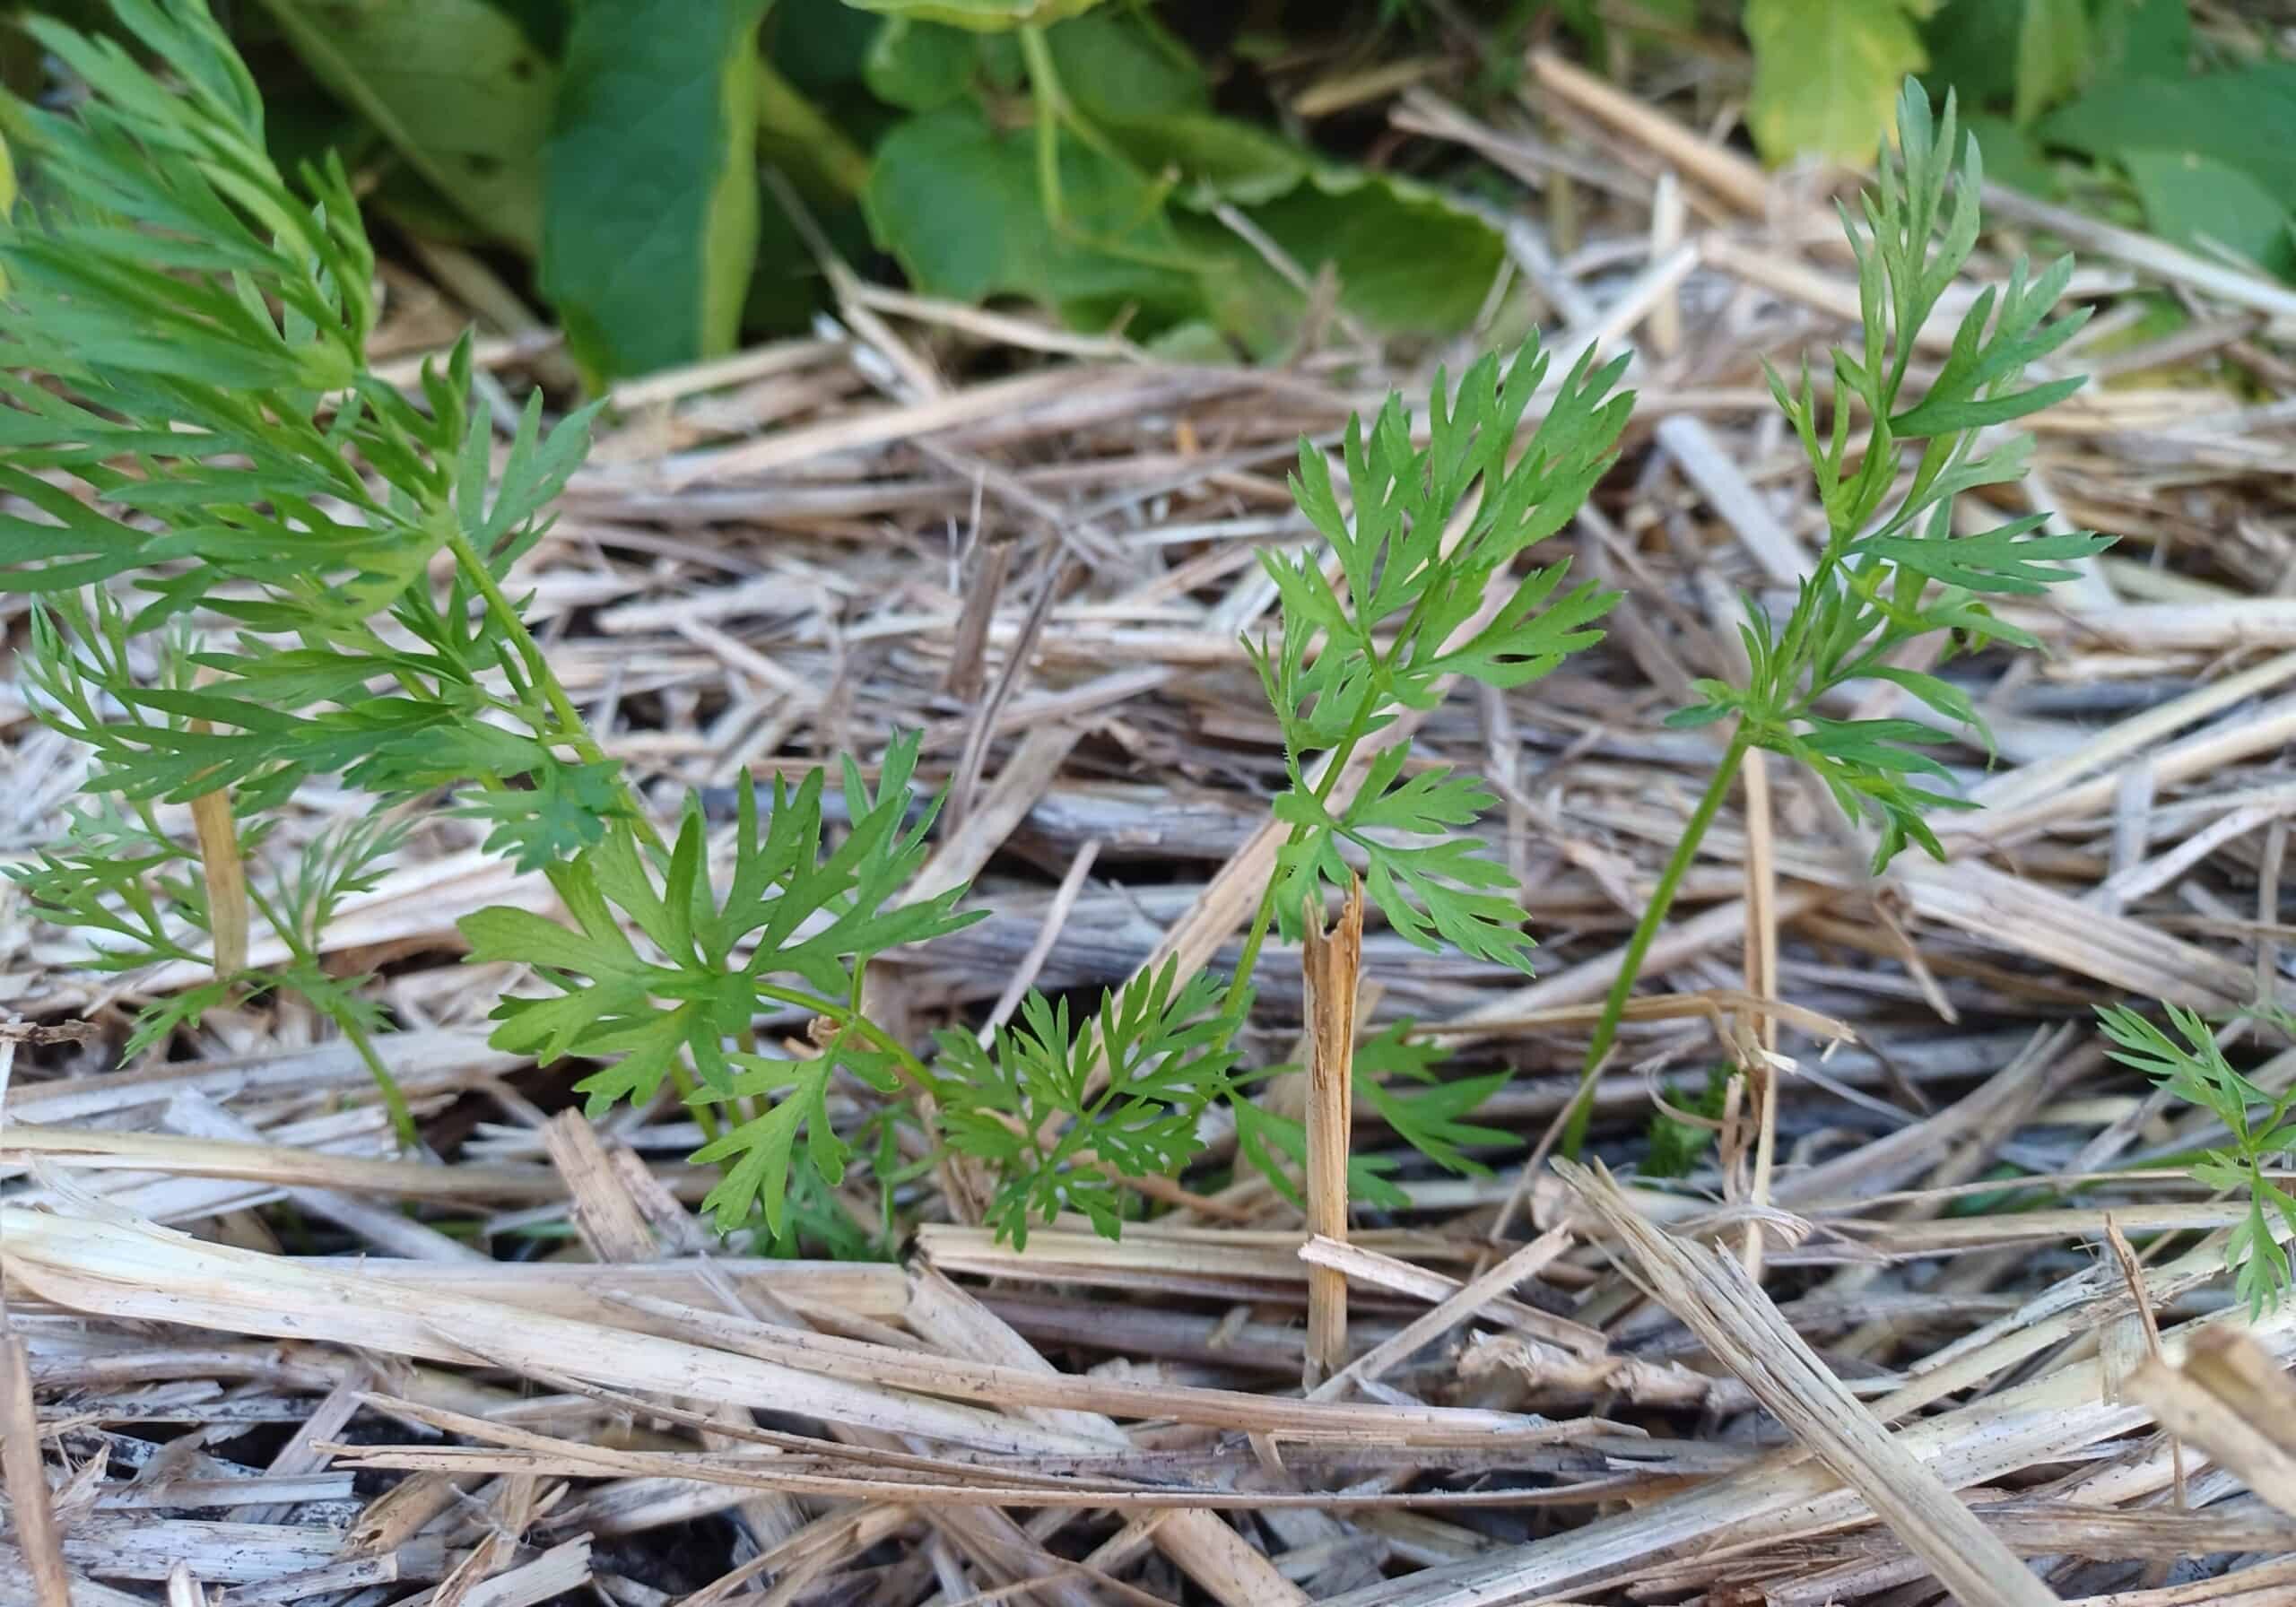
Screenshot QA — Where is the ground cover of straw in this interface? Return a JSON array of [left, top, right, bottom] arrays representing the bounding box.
[[8, 50, 2296, 1607]]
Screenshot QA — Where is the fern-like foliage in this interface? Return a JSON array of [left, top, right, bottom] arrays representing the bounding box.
[[0, 1, 604, 1144], [0, 1, 597, 925], [1252, 341, 1627, 972], [1234, 1025, 1509, 1212], [2098, 1003, 2296, 1317], [1566, 81, 2114, 1158], [1, 0, 978, 1231], [1665, 81, 2111, 870], [929, 960, 1241, 1246], [462, 734, 980, 1231], [5, 0, 1615, 1247]]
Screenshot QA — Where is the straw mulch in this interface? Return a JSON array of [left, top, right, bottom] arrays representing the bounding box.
[[7, 48, 2296, 1607]]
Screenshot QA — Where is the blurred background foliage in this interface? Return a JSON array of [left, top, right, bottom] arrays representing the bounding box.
[[4, 0, 2286, 383]]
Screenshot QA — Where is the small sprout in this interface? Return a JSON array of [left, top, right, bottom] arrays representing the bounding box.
[[1562, 78, 2112, 1157]]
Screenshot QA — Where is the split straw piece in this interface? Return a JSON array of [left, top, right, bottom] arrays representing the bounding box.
[[1302, 876, 1365, 1387]]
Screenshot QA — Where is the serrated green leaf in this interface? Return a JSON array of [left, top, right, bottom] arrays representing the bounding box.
[[1863, 517, 2109, 595], [691, 1055, 842, 1234], [1231, 1098, 1409, 1213], [1363, 1072, 1510, 1176], [123, 978, 239, 1059], [1338, 749, 1535, 974], [928, 958, 1238, 1247], [541, 0, 769, 381], [1352, 1021, 1450, 1085], [451, 760, 626, 873], [462, 391, 604, 566], [1856, 665, 1985, 743], [1429, 566, 1617, 692], [2097, 998, 2296, 1315], [1801, 716, 1959, 776], [461, 893, 641, 983]]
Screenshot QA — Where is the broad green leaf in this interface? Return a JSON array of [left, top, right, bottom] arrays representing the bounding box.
[[837, 0, 1108, 30], [858, 9, 1504, 350], [1921, 0, 2019, 112], [1177, 162, 1507, 349], [861, 16, 976, 109], [1100, 111, 1305, 204], [1744, 0, 1926, 166], [863, 101, 1206, 334], [1088, 100, 1508, 343], [773, 0, 883, 91], [2012, 0, 2087, 126], [2120, 150, 2296, 282], [250, 0, 552, 252], [2043, 64, 2296, 207], [2092, 0, 2190, 86], [1043, 8, 1204, 120], [541, 0, 770, 382]]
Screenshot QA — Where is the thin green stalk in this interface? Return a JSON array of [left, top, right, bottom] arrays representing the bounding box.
[[1018, 28, 1067, 248], [440, 523, 665, 855], [437, 523, 727, 1133], [753, 978, 935, 1095], [1766, 537, 1845, 707], [753, 55, 868, 200], [335, 1003, 422, 1153], [1015, 23, 1192, 274], [244, 881, 421, 1151], [1559, 725, 1752, 1159], [1223, 679, 1386, 1003]]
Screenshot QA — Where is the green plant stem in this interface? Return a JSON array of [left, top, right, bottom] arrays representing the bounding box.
[[1014, 23, 1191, 274], [435, 524, 726, 1131], [1767, 536, 1845, 708], [1559, 725, 1752, 1159], [1222, 683, 1385, 1003], [753, 978, 935, 1096], [753, 56, 868, 200], [244, 881, 421, 1151], [1018, 28, 1068, 245], [336, 1003, 422, 1152], [440, 524, 665, 855]]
